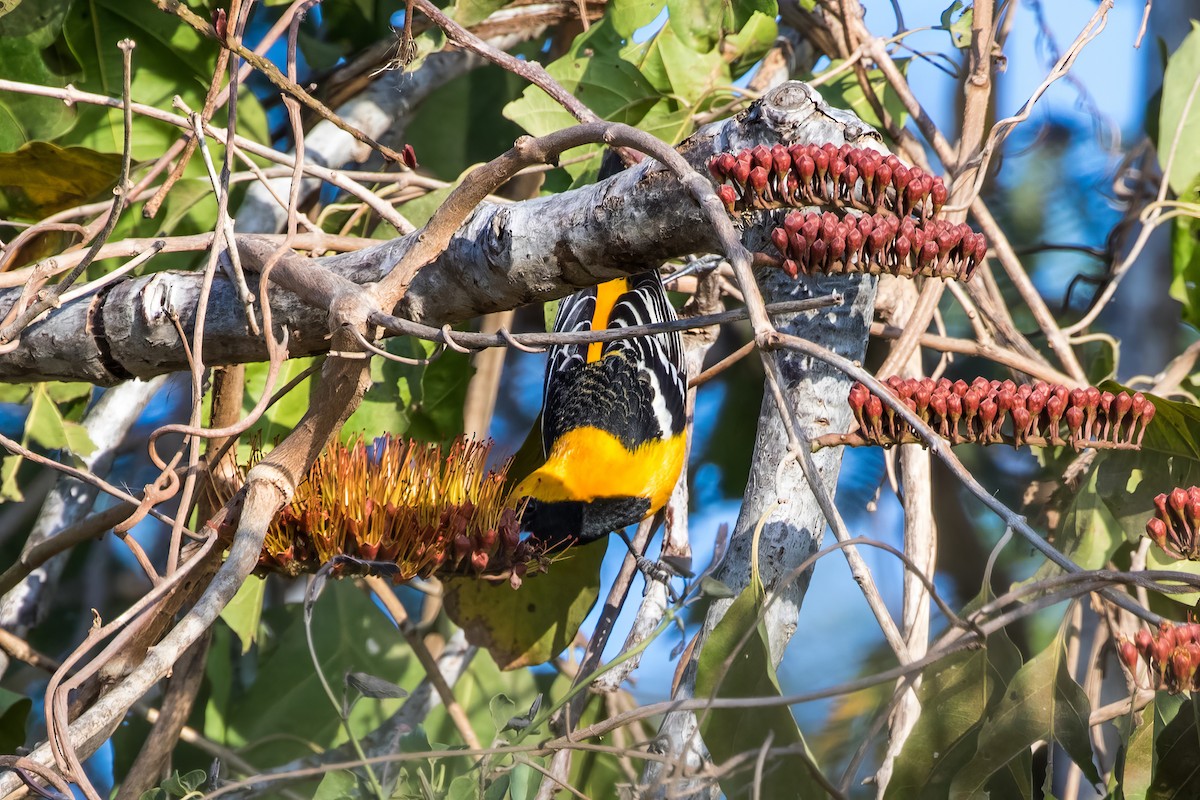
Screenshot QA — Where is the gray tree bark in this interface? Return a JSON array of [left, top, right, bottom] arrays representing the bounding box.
[[640, 84, 882, 796]]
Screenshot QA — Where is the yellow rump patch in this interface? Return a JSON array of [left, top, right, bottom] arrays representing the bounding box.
[[513, 426, 686, 515], [586, 278, 629, 363]]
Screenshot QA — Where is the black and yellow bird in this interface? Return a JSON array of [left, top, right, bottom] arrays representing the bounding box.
[[514, 270, 687, 550]]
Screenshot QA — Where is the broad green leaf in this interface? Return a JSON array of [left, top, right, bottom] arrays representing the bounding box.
[[635, 23, 727, 104], [1150, 694, 1200, 798], [1158, 22, 1200, 195], [1146, 543, 1200, 607], [1168, 181, 1200, 332], [0, 0, 76, 150], [345, 336, 473, 445], [695, 577, 825, 799], [1047, 465, 1124, 573], [1112, 700, 1155, 800], [57, 0, 267, 160], [666, 0, 723, 53], [240, 356, 318, 459], [220, 575, 266, 655], [725, 11, 778, 75], [488, 693, 518, 733], [817, 59, 911, 133], [0, 141, 121, 220], [312, 770, 359, 800], [885, 608, 1023, 798], [448, 775, 479, 800], [948, 629, 1100, 799], [223, 581, 423, 761], [203, 625, 234, 744], [453, 0, 510, 27], [161, 770, 207, 797], [504, 53, 662, 182], [44, 381, 92, 403], [939, 1, 974, 49], [611, 0, 665, 38], [26, 383, 95, 456], [0, 686, 31, 753], [442, 541, 605, 669]]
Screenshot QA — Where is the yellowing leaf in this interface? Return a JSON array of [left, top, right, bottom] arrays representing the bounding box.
[[443, 542, 605, 670], [0, 141, 122, 220]]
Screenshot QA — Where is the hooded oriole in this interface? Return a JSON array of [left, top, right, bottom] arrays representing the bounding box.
[[515, 270, 687, 549]]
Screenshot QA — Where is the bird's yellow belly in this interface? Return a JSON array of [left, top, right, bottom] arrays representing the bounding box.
[[514, 426, 686, 514]]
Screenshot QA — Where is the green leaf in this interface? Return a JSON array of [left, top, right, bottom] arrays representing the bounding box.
[[666, 0, 724, 53], [938, 1, 974, 49], [55, 0, 266, 161], [447, 775, 479, 800], [725, 11, 778, 75], [1169, 181, 1200, 332], [1150, 694, 1200, 798], [1098, 384, 1200, 463], [0, 686, 31, 753], [312, 770, 359, 800], [26, 383, 95, 456], [817, 59, 910, 133], [504, 53, 663, 183], [0, 0, 76, 149], [453, 0, 511, 27], [611, 0, 665, 38], [948, 628, 1100, 799], [885, 606, 1023, 798], [1146, 546, 1200, 606], [240, 356, 317, 458], [488, 693, 518, 732], [1158, 22, 1200, 195], [1112, 699, 1155, 799], [220, 576, 265, 655], [695, 577, 826, 799], [223, 581, 423, 761], [161, 769, 207, 797], [344, 336, 473, 445], [442, 542, 605, 669], [0, 456, 23, 502]]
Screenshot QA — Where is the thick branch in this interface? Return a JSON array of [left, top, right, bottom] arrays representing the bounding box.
[[0, 82, 872, 385]]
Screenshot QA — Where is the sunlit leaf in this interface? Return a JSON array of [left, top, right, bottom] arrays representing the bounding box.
[[816, 59, 911, 134], [1111, 699, 1155, 799], [0, 0, 76, 151], [1158, 22, 1200, 195], [26, 383, 95, 456], [938, 1, 974, 49], [219, 575, 265, 655]]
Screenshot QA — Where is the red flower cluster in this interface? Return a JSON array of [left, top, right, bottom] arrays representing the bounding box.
[[847, 377, 1156, 450], [769, 210, 985, 281], [1146, 487, 1200, 561], [708, 143, 947, 218], [1120, 622, 1200, 693]]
